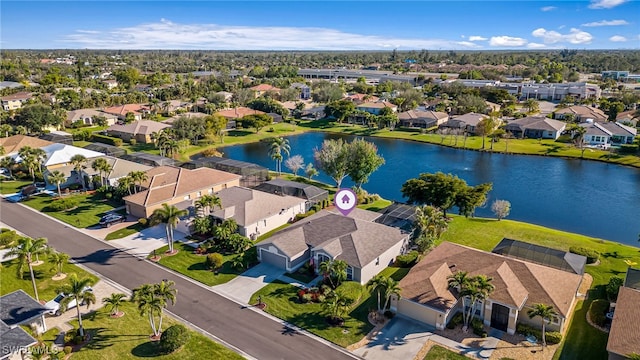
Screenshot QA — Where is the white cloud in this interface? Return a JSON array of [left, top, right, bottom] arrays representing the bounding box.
[[60, 19, 482, 50], [609, 35, 628, 42], [588, 0, 628, 9], [527, 43, 547, 49], [582, 19, 629, 27], [541, 6, 557, 11], [532, 28, 593, 44], [489, 36, 528, 47], [468, 36, 488, 41]]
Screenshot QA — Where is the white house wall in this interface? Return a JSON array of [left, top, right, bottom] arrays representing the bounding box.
[[241, 201, 306, 239], [358, 236, 408, 284]]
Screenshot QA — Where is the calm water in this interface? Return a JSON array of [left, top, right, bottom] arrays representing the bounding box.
[[221, 132, 640, 246]]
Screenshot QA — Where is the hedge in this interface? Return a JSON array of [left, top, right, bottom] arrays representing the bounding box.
[[446, 312, 464, 329], [588, 299, 609, 327], [395, 251, 419, 267], [159, 324, 190, 354], [91, 134, 123, 146], [618, 144, 639, 154], [516, 323, 563, 345], [569, 246, 599, 264], [47, 197, 80, 211]]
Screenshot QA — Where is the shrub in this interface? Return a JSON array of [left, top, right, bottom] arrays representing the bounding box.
[[471, 318, 487, 337], [205, 253, 224, 271], [589, 299, 609, 327], [73, 129, 93, 141], [395, 251, 419, 267], [129, 138, 137, 146], [64, 329, 86, 345], [138, 218, 148, 227], [618, 144, 639, 154], [516, 324, 562, 344], [48, 197, 80, 211], [606, 277, 624, 300], [447, 312, 464, 329], [302, 293, 313, 303], [159, 324, 190, 354], [63, 346, 72, 355], [545, 332, 563, 345], [91, 134, 123, 146], [569, 246, 599, 264], [201, 148, 222, 157]]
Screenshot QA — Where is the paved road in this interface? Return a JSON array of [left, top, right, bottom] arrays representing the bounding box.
[[1, 200, 357, 360]]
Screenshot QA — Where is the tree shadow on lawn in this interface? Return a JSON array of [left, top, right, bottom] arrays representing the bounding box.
[[83, 327, 149, 351], [131, 340, 164, 357], [602, 251, 630, 259], [465, 218, 497, 224], [228, 130, 255, 137], [541, 143, 564, 154]]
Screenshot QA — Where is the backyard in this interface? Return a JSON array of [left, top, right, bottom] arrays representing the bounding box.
[[21, 193, 121, 229]]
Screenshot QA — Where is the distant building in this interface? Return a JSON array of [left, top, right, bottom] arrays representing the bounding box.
[[1, 92, 32, 111]]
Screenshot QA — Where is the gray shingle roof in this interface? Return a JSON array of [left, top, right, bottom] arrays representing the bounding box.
[[0, 322, 37, 359], [505, 116, 566, 132], [624, 267, 640, 290], [0, 290, 48, 326], [253, 179, 328, 203]]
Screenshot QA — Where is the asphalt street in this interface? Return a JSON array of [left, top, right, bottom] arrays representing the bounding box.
[[0, 200, 358, 360]]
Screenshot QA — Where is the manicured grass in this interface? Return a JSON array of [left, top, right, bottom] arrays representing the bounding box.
[[0, 179, 32, 194], [553, 298, 608, 360], [151, 243, 244, 286], [62, 302, 243, 360], [423, 345, 469, 360], [0, 257, 98, 300], [379, 266, 411, 281], [22, 194, 119, 228], [256, 223, 291, 243], [358, 198, 392, 212], [283, 270, 317, 284], [249, 280, 375, 347], [104, 223, 145, 241]]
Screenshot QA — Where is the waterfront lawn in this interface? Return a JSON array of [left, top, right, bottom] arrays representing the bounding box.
[[63, 302, 243, 360], [0, 258, 98, 300], [358, 198, 392, 212], [104, 223, 145, 240], [423, 345, 468, 360], [151, 243, 244, 286], [554, 298, 609, 360], [22, 194, 119, 228], [0, 179, 32, 194]]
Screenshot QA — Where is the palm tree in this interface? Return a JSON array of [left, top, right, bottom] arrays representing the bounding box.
[[129, 171, 148, 193], [47, 171, 66, 197], [268, 137, 290, 175], [331, 260, 348, 287], [91, 158, 109, 187], [102, 293, 127, 317], [322, 290, 353, 324], [118, 175, 135, 196], [214, 219, 238, 240], [195, 194, 222, 216], [0, 156, 16, 179], [48, 251, 69, 277], [366, 275, 387, 314], [193, 217, 212, 236], [466, 275, 494, 324], [527, 303, 558, 348], [151, 203, 188, 254], [58, 274, 96, 337], [413, 205, 448, 252], [132, 284, 164, 338], [153, 280, 177, 334], [381, 277, 401, 312], [573, 126, 588, 158], [3, 237, 48, 301], [70, 154, 87, 192], [447, 271, 472, 329], [18, 146, 38, 181]]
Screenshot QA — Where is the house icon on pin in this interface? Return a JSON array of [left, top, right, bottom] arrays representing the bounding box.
[[341, 194, 350, 204]]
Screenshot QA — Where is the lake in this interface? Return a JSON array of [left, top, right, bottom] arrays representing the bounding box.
[[221, 132, 640, 246]]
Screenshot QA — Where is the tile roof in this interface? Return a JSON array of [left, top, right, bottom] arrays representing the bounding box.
[[123, 166, 241, 207], [216, 107, 266, 119], [211, 187, 306, 227], [259, 209, 405, 268], [607, 286, 640, 356], [0, 92, 33, 101], [250, 84, 281, 92], [555, 106, 607, 120], [449, 112, 486, 126], [624, 267, 640, 290], [399, 242, 582, 316], [67, 108, 116, 123], [347, 94, 379, 102], [505, 116, 566, 132], [102, 104, 149, 116], [107, 120, 171, 136], [0, 135, 53, 155], [398, 110, 448, 121]]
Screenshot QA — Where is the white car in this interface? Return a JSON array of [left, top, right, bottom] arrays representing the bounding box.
[[44, 287, 93, 316]]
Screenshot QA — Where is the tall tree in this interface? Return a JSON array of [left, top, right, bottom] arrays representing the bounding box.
[[0, 156, 16, 179], [241, 113, 273, 133], [284, 155, 305, 176], [573, 126, 588, 158], [527, 304, 558, 347], [491, 200, 511, 220], [47, 170, 66, 197], [91, 158, 109, 187], [3, 237, 48, 301], [57, 274, 96, 337], [48, 251, 69, 277], [132, 283, 164, 338], [305, 163, 319, 180], [70, 154, 87, 192], [268, 137, 290, 175], [153, 280, 177, 335], [129, 171, 148, 193], [454, 183, 493, 218], [194, 194, 222, 216], [150, 203, 188, 254], [366, 275, 387, 314], [381, 277, 401, 312], [314, 139, 350, 188], [347, 138, 385, 189], [401, 172, 470, 216], [413, 205, 448, 252], [102, 293, 127, 317]]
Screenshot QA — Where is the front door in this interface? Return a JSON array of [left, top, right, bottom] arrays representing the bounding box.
[[491, 303, 509, 332]]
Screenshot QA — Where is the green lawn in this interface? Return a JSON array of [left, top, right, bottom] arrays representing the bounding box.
[[60, 302, 243, 360], [282, 270, 317, 284], [553, 298, 609, 360], [358, 198, 392, 212], [151, 243, 245, 286], [0, 179, 32, 194], [0, 257, 98, 300], [256, 223, 292, 243], [423, 345, 469, 360], [105, 223, 145, 241], [21, 194, 119, 228]]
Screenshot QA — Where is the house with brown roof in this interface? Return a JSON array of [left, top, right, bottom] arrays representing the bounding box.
[[102, 104, 150, 122], [393, 242, 583, 335], [607, 267, 640, 360], [216, 107, 266, 120], [106, 120, 171, 144], [1, 92, 33, 111], [504, 116, 567, 140], [554, 105, 607, 123], [356, 101, 398, 115], [439, 112, 487, 135], [398, 110, 449, 128], [257, 208, 409, 284], [211, 186, 307, 240], [249, 84, 281, 98], [0, 135, 53, 157], [123, 166, 242, 218], [66, 108, 118, 126], [346, 93, 379, 104]]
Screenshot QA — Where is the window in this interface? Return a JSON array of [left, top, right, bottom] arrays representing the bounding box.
[[346, 266, 353, 280], [197, 191, 202, 197], [208, 189, 213, 194], [375, 257, 380, 266], [551, 316, 560, 325]]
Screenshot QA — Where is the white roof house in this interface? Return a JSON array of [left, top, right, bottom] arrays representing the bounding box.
[[13, 143, 104, 167]]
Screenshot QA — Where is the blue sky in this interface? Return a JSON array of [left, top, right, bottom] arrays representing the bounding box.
[[1, 1, 639, 50]]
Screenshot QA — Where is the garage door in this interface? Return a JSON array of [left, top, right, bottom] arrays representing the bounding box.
[[398, 298, 438, 326], [259, 249, 288, 269]]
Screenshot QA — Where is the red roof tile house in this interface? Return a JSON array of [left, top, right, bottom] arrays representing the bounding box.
[[393, 242, 583, 335], [249, 84, 281, 98], [216, 107, 266, 120], [102, 104, 150, 122]]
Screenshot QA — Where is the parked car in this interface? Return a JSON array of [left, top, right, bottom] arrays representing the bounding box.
[[44, 287, 93, 316], [99, 213, 126, 227], [34, 182, 46, 192]]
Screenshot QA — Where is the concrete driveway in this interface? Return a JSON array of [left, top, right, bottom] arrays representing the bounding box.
[[354, 317, 435, 360], [212, 263, 285, 304], [110, 224, 187, 258], [80, 214, 138, 240]]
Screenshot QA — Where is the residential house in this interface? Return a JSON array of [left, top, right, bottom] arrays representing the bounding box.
[[253, 179, 328, 211], [39, 131, 73, 145], [181, 157, 269, 188], [394, 242, 583, 334], [554, 106, 608, 123], [301, 106, 326, 120], [66, 108, 118, 126], [398, 110, 448, 128], [106, 120, 171, 144], [45, 156, 152, 190], [215, 91, 234, 102], [0, 135, 53, 157], [440, 112, 486, 134], [356, 101, 396, 115], [374, 202, 417, 233], [346, 93, 379, 104], [103, 79, 118, 89], [615, 110, 639, 127], [1, 92, 33, 111], [211, 186, 307, 240], [607, 267, 640, 360], [291, 83, 311, 100], [250, 84, 281, 98], [11, 143, 103, 169], [121, 152, 180, 167], [485, 101, 501, 113], [0, 290, 49, 360], [579, 121, 637, 147], [123, 166, 242, 218], [162, 99, 192, 115], [134, 84, 153, 93], [217, 107, 266, 120], [102, 104, 150, 122], [162, 112, 208, 125], [257, 208, 409, 284], [504, 116, 566, 140]]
